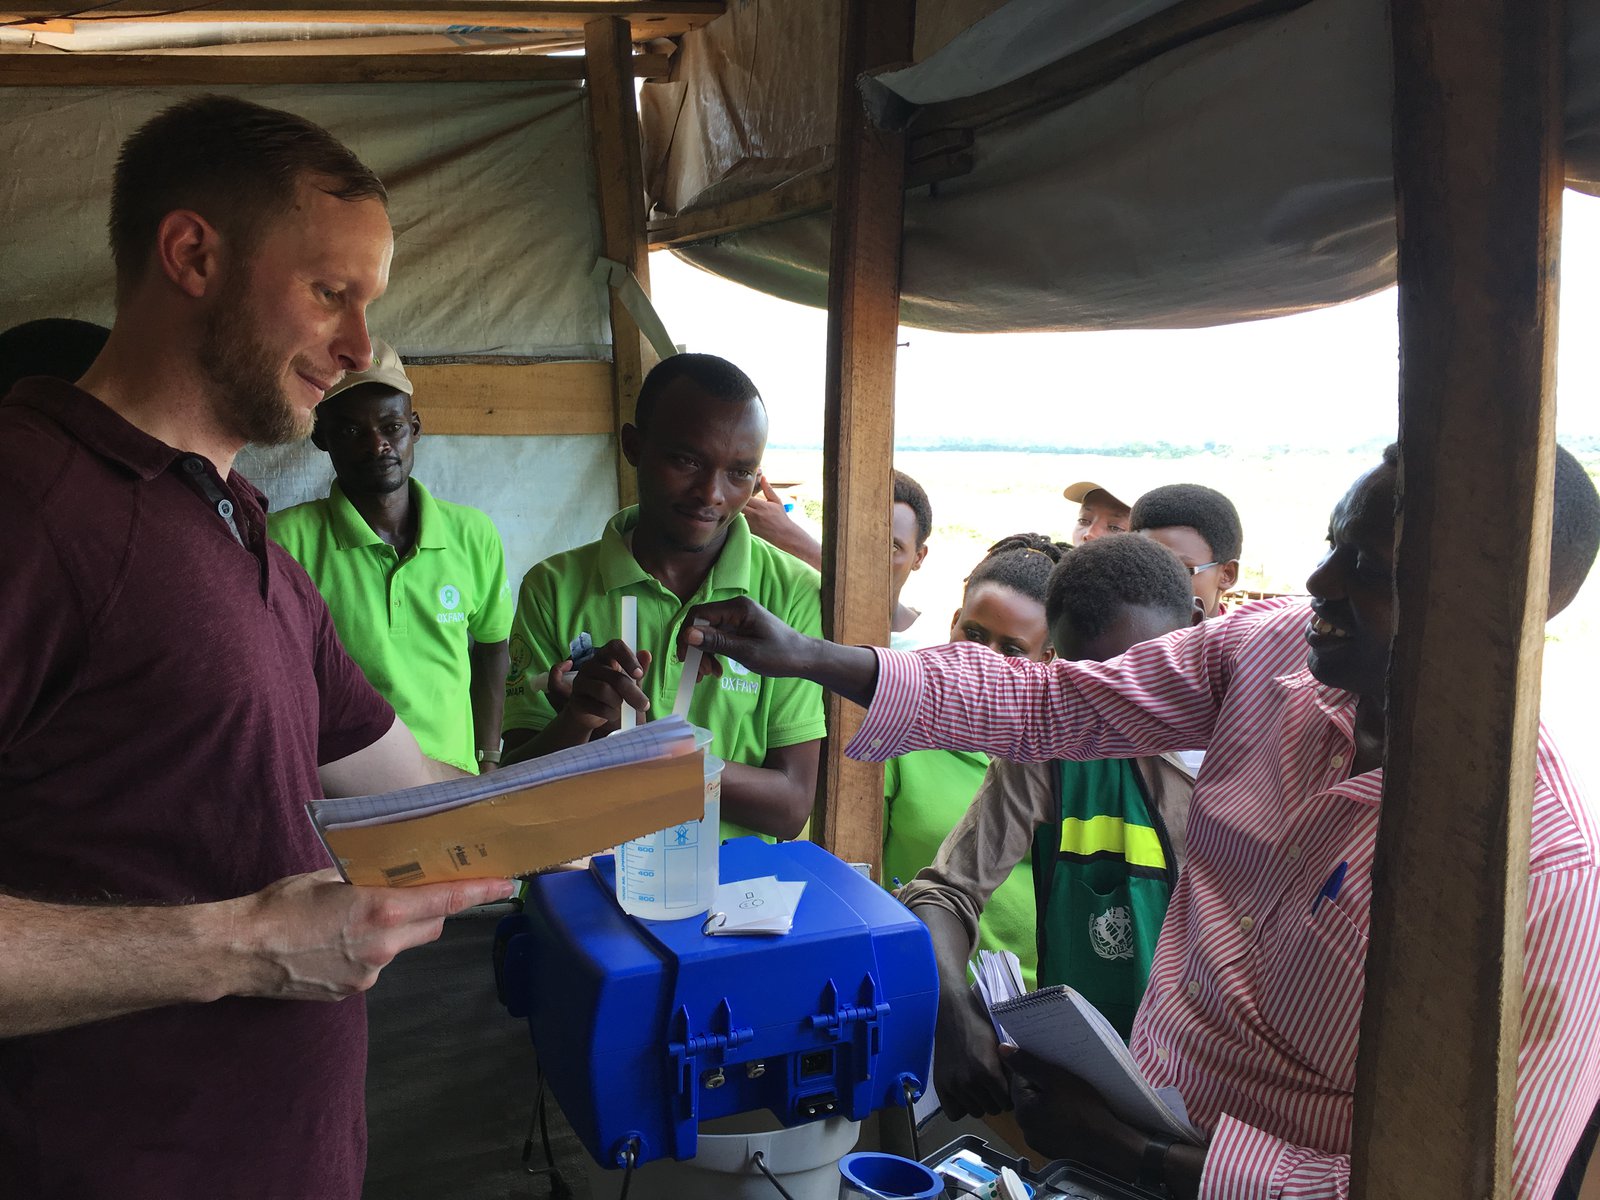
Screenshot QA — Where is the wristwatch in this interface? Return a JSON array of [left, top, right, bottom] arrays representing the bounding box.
[[1137, 1135, 1174, 1197], [475, 748, 502, 765]]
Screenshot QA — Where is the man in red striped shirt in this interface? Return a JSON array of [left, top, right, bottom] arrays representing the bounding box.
[[674, 445, 1600, 1200]]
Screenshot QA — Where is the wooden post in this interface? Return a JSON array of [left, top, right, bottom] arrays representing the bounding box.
[[813, 0, 915, 870], [1350, 1, 1562, 1196], [585, 15, 653, 508]]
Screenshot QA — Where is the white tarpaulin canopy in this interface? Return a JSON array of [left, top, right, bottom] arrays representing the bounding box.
[[1, 82, 608, 358], [0, 82, 620, 574], [645, 0, 1600, 332]]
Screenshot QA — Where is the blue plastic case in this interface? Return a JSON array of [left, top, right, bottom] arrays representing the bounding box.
[[497, 837, 939, 1169]]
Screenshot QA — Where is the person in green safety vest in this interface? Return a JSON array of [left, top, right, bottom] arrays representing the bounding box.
[[896, 534, 1203, 1121], [881, 533, 1066, 990]]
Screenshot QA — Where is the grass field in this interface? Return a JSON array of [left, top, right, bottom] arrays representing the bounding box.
[[759, 446, 1600, 783]]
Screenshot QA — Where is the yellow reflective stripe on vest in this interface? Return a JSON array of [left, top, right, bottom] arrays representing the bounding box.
[[1057, 814, 1166, 870]]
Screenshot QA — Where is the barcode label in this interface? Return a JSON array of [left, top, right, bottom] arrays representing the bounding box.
[[382, 861, 425, 887]]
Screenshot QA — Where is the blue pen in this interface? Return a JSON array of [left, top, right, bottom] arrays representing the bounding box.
[[891, 877, 903, 889], [1312, 861, 1349, 914], [568, 631, 596, 667]]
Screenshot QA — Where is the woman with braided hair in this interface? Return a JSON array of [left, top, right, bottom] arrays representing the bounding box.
[[881, 533, 1066, 988]]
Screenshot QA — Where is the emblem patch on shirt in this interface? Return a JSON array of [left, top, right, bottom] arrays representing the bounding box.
[[506, 637, 530, 688], [719, 656, 760, 694], [1089, 906, 1135, 961], [436, 583, 467, 624]]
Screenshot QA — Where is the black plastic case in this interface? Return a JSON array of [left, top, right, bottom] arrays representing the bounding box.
[[922, 1134, 1163, 1200]]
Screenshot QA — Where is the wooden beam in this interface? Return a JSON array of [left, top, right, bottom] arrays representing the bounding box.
[[406, 361, 612, 435], [0, 2, 722, 36], [812, 0, 914, 872], [1349, 0, 1563, 1196], [585, 14, 653, 508], [646, 139, 973, 251], [0, 50, 668, 85], [651, 171, 835, 252], [905, 0, 1309, 135]]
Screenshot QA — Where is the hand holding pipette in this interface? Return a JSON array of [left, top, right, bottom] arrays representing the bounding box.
[[546, 639, 651, 739], [679, 596, 879, 708]]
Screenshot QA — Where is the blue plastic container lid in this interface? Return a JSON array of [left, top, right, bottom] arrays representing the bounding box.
[[837, 1151, 943, 1199]]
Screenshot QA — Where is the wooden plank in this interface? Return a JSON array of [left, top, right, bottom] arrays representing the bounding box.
[[0, 50, 668, 85], [405, 361, 612, 435], [585, 14, 653, 508], [1348, 0, 1563, 1196], [0, 1, 722, 36], [646, 142, 973, 251], [812, 0, 915, 872], [650, 171, 835, 251], [907, 0, 1309, 135]]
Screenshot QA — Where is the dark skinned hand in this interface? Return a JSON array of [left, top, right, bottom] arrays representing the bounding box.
[[548, 640, 653, 739], [933, 989, 1013, 1119], [544, 658, 575, 709], [1003, 1044, 1144, 1179], [678, 597, 815, 681]]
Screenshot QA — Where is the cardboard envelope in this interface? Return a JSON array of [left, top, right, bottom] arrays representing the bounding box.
[[321, 752, 706, 887]]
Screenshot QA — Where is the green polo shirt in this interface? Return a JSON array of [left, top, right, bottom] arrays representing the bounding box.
[[503, 506, 826, 841], [883, 749, 1038, 989], [269, 478, 513, 773]]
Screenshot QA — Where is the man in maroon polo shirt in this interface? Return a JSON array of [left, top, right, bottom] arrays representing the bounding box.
[[0, 97, 513, 1198]]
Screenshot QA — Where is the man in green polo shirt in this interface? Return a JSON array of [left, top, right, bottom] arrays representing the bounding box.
[[502, 352, 824, 841], [269, 338, 513, 774]]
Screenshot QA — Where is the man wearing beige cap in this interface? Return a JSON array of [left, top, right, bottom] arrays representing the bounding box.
[[1062, 479, 1139, 545], [270, 338, 513, 775]]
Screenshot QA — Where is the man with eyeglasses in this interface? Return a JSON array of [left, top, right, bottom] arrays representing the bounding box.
[[1130, 484, 1244, 619], [499, 353, 824, 842]]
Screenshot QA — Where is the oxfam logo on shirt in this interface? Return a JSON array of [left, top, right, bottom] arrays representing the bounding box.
[[436, 584, 466, 625], [720, 656, 759, 695]]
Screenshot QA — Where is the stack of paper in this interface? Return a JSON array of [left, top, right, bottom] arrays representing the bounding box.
[[306, 717, 704, 887], [971, 948, 1027, 1016], [704, 875, 806, 935]]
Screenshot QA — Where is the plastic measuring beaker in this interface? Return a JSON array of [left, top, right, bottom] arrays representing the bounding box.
[[615, 726, 722, 920]]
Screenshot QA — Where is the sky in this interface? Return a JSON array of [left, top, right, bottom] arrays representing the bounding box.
[[647, 190, 1600, 453]]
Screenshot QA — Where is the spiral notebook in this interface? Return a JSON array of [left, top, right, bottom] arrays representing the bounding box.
[[990, 983, 1202, 1145], [305, 717, 703, 887]]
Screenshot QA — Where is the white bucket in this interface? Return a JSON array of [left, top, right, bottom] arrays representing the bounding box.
[[580, 1113, 861, 1200]]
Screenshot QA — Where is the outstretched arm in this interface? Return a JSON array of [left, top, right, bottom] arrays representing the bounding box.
[[681, 597, 880, 706], [685, 595, 1236, 767], [0, 719, 511, 1035], [0, 869, 515, 1037]]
